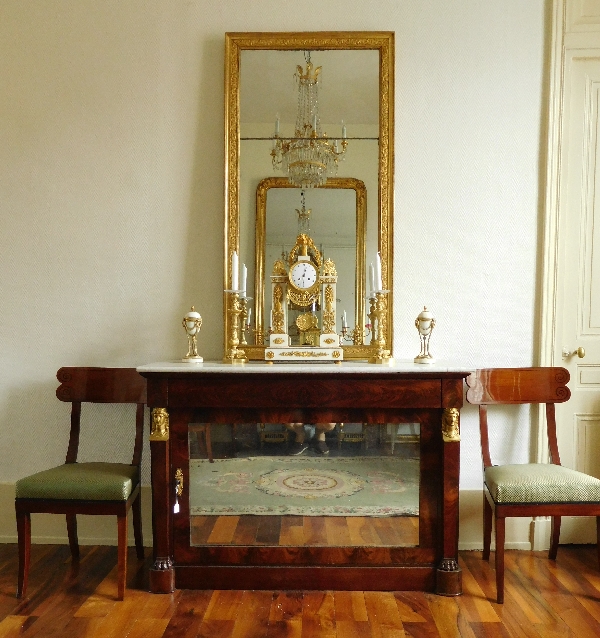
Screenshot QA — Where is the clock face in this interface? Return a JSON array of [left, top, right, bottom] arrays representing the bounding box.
[[290, 261, 318, 289]]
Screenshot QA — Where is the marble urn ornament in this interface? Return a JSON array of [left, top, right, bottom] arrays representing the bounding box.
[[414, 306, 435, 364], [182, 306, 203, 362]]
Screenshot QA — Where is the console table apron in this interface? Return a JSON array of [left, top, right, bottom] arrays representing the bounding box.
[[138, 362, 468, 595]]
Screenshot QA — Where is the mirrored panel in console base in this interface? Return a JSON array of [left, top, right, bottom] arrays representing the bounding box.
[[188, 422, 420, 547]]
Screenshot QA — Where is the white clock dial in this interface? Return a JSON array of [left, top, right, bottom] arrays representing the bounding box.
[[290, 262, 318, 289]]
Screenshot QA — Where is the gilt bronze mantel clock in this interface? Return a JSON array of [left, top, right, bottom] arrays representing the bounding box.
[[265, 233, 342, 363]]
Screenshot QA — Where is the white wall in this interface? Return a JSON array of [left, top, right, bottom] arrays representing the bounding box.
[[0, 0, 545, 547]]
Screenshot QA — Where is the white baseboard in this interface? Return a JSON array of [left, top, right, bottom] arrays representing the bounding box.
[[0, 484, 578, 551], [0, 482, 153, 546], [458, 490, 545, 551]]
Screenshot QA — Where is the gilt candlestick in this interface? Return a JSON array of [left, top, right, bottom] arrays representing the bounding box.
[[239, 296, 252, 346], [223, 291, 247, 364], [368, 291, 392, 364]]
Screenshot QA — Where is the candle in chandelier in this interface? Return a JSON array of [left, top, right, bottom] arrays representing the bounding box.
[[275, 113, 280, 136], [312, 114, 317, 132], [231, 251, 239, 290], [341, 119, 347, 139], [369, 263, 376, 295], [342, 310, 348, 329], [241, 263, 247, 294], [247, 307, 252, 327], [375, 252, 383, 291]]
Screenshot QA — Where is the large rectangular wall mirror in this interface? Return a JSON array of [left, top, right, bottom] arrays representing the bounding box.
[[224, 32, 394, 360]]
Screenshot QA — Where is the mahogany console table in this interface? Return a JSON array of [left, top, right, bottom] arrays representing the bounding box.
[[137, 361, 468, 595]]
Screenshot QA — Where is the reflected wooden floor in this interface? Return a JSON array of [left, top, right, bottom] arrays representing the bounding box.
[[190, 437, 420, 548], [3, 543, 600, 636], [191, 515, 419, 546]]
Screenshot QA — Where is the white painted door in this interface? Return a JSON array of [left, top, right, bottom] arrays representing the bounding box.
[[553, 39, 600, 542]]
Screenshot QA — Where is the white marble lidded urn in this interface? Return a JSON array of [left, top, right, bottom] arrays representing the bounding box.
[[182, 306, 203, 362], [414, 306, 435, 364]]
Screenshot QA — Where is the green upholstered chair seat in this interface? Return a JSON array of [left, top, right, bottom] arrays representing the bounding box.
[[15, 462, 138, 501], [485, 463, 600, 504]]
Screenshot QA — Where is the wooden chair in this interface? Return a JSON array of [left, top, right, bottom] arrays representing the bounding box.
[[337, 423, 366, 450], [466, 367, 600, 603], [188, 423, 214, 462], [258, 423, 289, 449], [15, 367, 146, 600]]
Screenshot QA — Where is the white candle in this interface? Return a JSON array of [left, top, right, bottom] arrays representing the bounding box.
[[241, 263, 247, 294], [342, 311, 348, 328], [375, 252, 383, 291], [369, 263, 376, 295], [247, 307, 252, 327], [231, 251, 239, 290], [275, 113, 280, 135], [312, 114, 317, 131], [341, 119, 347, 139]]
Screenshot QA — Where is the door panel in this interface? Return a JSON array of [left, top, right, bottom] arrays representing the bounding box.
[[554, 48, 600, 541]]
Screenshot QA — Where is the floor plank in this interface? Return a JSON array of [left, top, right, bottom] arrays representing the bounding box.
[[190, 514, 418, 547], [2, 545, 600, 636]]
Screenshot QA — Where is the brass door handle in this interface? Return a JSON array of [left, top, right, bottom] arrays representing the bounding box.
[[562, 346, 585, 359]]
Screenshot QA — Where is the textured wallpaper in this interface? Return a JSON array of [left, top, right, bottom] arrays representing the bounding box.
[[0, 0, 544, 490]]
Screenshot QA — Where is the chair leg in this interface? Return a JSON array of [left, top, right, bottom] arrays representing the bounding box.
[[131, 492, 145, 560], [596, 516, 600, 569], [117, 515, 128, 600], [482, 493, 492, 561], [549, 515, 561, 560], [495, 515, 505, 604], [230, 424, 237, 457], [205, 425, 213, 463], [132, 496, 144, 560], [16, 510, 31, 599], [66, 514, 80, 561]]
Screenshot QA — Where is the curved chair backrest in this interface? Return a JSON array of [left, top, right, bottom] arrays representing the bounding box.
[[56, 367, 147, 404], [466, 367, 571, 468], [55, 367, 147, 465]]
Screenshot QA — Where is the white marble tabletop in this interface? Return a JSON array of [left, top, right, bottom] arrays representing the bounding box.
[[137, 360, 472, 374]]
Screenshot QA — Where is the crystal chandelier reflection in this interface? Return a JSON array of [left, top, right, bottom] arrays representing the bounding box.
[[271, 52, 348, 189], [296, 191, 311, 234]]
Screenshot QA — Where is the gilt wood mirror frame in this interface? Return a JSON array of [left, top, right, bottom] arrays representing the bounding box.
[[224, 32, 394, 359]]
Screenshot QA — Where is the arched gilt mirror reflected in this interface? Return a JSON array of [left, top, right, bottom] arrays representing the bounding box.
[[224, 32, 394, 360]]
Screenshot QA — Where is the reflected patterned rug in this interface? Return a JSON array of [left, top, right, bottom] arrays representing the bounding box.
[[189, 456, 419, 516]]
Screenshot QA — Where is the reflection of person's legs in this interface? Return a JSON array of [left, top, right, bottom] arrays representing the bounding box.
[[313, 423, 335, 454], [285, 422, 336, 455], [285, 423, 308, 455]]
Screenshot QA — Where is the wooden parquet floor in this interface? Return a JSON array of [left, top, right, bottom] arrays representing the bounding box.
[[2, 543, 600, 637], [191, 515, 419, 546]]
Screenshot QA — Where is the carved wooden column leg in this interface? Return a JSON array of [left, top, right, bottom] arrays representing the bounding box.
[[149, 407, 175, 593], [436, 382, 463, 596]]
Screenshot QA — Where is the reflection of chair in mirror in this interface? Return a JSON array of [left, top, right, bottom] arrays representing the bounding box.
[[189, 424, 238, 462], [380, 423, 419, 454], [189, 424, 213, 462], [466, 367, 600, 604], [15, 367, 146, 600], [258, 423, 289, 449], [337, 423, 366, 450]]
